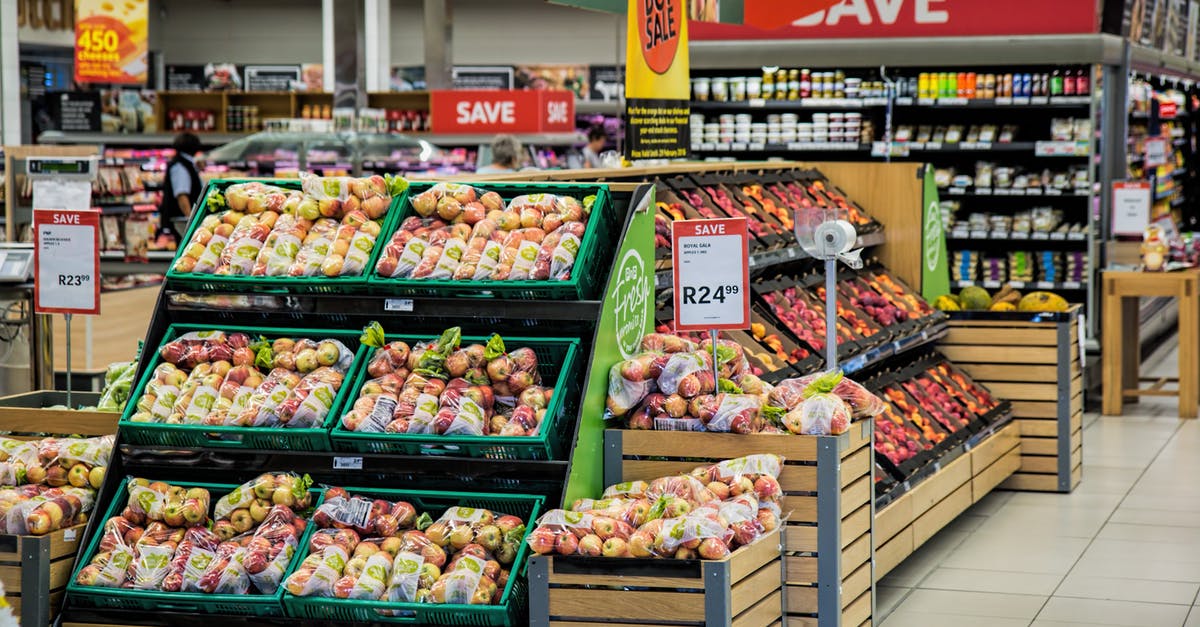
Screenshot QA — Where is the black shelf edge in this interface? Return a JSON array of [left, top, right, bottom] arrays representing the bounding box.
[[945, 230, 1088, 243], [952, 279, 1086, 291], [840, 321, 949, 376], [941, 187, 1091, 199]]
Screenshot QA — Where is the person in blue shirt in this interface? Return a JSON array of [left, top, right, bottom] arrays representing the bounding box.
[[158, 132, 202, 243]]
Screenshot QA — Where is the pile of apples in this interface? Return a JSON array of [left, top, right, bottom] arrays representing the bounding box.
[[527, 454, 783, 560], [873, 400, 938, 466], [841, 279, 910, 328], [863, 270, 938, 320], [340, 326, 553, 437], [172, 173, 407, 278], [927, 362, 1000, 416], [75, 475, 311, 593], [0, 485, 94, 535], [285, 488, 528, 606], [760, 287, 852, 353], [128, 329, 356, 429], [375, 183, 594, 282], [900, 375, 973, 433], [0, 434, 112, 491]]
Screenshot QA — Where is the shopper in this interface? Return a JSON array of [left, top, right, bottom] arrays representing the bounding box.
[[160, 132, 203, 243], [581, 125, 608, 169], [476, 134, 523, 174]]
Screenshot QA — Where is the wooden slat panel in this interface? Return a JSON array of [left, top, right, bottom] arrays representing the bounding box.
[[940, 345, 1059, 364], [943, 326, 1058, 346], [841, 476, 870, 514], [548, 589, 705, 622], [1072, 463, 1083, 488], [619, 460, 702, 483], [970, 423, 1020, 474], [1010, 400, 1058, 418], [785, 616, 818, 627], [48, 556, 77, 589], [913, 483, 973, 548], [550, 622, 650, 627], [1016, 414, 1082, 437], [1001, 473, 1062, 491], [733, 589, 784, 627], [785, 555, 817, 584], [1020, 455, 1060, 474], [1021, 438, 1059, 456], [780, 495, 816, 524], [841, 533, 870, 575], [955, 363, 1059, 382], [973, 446, 1021, 502], [784, 506, 867, 553], [842, 589, 872, 627], [844, 422, 871, 458], [784, 524, 816, 553], [842, 562, 871, 608], [840, 447, 871, 488], [874, 492, 912, 547], [909, 452, 971, 513], [785, 584, 817, 614], [616, 430, 817, 461], [779, 465, 818, 493], [988, 382, 1059, 401], [841, 504, 871, 549], [874, 526, 913, 580], [548, 568, 697, 588], [730, 560, 783, 616]]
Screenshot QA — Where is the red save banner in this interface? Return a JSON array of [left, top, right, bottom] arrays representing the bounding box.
[[692, 0, 1101, 39], [672, 218, 750, 332], [33, 209, 101, 316], [430, 90, 576, 134]]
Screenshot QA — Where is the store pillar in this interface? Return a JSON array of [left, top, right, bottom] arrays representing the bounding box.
[[424, 0, 453, 89], [0, 0, 20, 145], [364, 0, 390, 92]]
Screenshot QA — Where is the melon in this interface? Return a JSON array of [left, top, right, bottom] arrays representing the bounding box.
[[1017, 291, 1069, 312], [959, 286, 991, 311]]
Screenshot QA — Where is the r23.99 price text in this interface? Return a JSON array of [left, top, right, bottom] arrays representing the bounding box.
[[57, 274, 91, 287]]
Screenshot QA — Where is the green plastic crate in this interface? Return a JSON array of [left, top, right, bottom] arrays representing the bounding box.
[[329, 333, 581, 459], [118, 324, 368, 451], [368, 182, 617, 300], [165, 178, 408, 294], [67, 477, 319, 617], [281, 486, 543, 626]]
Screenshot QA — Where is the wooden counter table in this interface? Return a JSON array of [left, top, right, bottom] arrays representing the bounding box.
[[1102, 268, 1199, 418]]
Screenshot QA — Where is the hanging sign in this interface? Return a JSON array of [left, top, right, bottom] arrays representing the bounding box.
[[1144, 137, 1169, 167], [1111, 181, 1152, 237], [624, 0, 691, 160], [671, 218, 750, 331], [429, 90, 575, 133], [74, 0, 149, 85], [33, 209, 101, 315]]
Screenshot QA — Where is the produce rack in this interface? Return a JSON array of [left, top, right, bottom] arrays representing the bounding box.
[[58, 177, 656, 627]]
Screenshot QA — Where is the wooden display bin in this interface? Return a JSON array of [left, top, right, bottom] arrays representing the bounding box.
[[0, 391, 119, 438], [528, 528, 782, 627], [603, 422, 872, 627], [874, 420, 1020, 580], [1, 523, 86, 627], [940, 308, 1083, 492]]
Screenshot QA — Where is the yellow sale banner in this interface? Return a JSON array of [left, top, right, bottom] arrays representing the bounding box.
[[624, 0, 691, 160], [74, 0, 149, 85]]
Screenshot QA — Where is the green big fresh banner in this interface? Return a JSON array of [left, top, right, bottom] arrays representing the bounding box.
[[921, 165, 950, 301]]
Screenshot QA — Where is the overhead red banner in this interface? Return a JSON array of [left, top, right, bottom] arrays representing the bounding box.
[[429, 90, 575, 134], [693, 0, 1102, 39]]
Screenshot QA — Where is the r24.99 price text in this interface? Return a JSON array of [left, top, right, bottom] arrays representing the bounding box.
[[681, 284, 739, 305], [57, 274, 91, 287]]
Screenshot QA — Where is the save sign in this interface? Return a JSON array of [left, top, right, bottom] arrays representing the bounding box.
[[33, 209, 101, 315], [671, 218, 750, 331]]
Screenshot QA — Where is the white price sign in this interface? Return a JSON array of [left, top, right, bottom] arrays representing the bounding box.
[[671, 219, 750, 331], [1111, 181, 1152, 237], [33, 209, 100, 315]]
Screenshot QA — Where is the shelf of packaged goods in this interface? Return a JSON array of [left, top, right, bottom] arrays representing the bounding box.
[[100, 251, 175, 262], [953, 279, 1086, 291], [894, 95, 1091, 108], [881, 141, 1036, 153], [940, 184, 1094, 198], [690, 141, 867, 153], [38, 131, 246, 146], [412, 132, 585, 146], [945, 230, 1088, 243], [690, 97, 890, 111], [652, 230, 887, 289], [1155, 187, 1180, 201]]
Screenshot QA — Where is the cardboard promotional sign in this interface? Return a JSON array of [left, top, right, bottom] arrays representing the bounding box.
[[671, 218, 750, 331], [690, 0, 1101, 39], [74, 0, 149, 85], [429, 90, 575, 134], [33, 209, 101, 316], [624, 0, 691, 160]]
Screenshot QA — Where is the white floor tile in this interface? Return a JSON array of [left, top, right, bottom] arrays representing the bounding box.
[[1110, 507, 1200, 529], [920, 566, 1062, 596], [897, 588, 1047, 620], [1055, 572, 1200, 605], [875, 585, 911, 620], [1036, 597, 1191, 626], [881, 610, 1032, 627], [1185, 608, 1200, 627]]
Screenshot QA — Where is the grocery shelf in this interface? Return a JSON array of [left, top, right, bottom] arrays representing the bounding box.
[[945, 229, 1088, 243], [941, 187, 1091, 198], [690, 97, 889, 111], [840, 320, 948, 376], [690, 141, 867, 153], [893, 95, 1091, 108], [953, 279, 1086, 291], [38, 131, 246, 146]]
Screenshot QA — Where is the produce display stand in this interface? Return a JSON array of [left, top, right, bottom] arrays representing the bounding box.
[[1, 522, 86, 627], [941, 307, 1083, 492], [58, 178, 657, 627], [874, 418, 1020, 579], [0, 392, 118, 437], [603, 426, 872, 627], [528, 528, 783, 627]]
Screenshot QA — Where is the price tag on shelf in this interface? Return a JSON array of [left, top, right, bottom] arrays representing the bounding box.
[[1031, 232, 1050, 240], [1009, 281, 1026, 289], [333, 456, 363, 470], [1036, 281, 1054, 289], [1045, 188, 1063, 196], [982, 280, 1002, 289], [1145, 137, 1169, 167], [1063, 281, 1082, 290], [748, 98, 767, 108], [730, 142, 747, 151], [1012, 232, 1030, 240], [671, 218, 750, 332], [994, 97, 1013, 105], [970, 230, 988, 239], [1012, 97, 1031, 105], [1050, 232, 1067, 241], [1030, 96, 1049, 105], [748, 142, 766, 151], [64, 528, 77, 541], [33, 209, 100, 315], [385, 298, 414, 312]]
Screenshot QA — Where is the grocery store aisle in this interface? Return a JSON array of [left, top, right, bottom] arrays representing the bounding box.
[[879, 344, 1200, 627]]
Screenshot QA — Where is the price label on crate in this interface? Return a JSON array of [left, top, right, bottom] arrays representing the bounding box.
[[33, 209, 100, 315], [671, 218, 750, 332]]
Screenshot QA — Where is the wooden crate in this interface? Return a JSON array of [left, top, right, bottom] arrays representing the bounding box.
[[1, 523, 86, 627], [941, 308, 1083, 493], [873, 421, 1020, 581], [604, 420, 872, 627], [528, 528, 782, 627], [0, 391, 119, 438]]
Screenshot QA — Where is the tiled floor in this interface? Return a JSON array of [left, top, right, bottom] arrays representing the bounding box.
[[879, 345, 1200, 627]]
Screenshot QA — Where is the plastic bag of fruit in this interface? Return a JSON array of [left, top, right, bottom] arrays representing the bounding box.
[[74, 537, 135, 588], [312, 488, 419, 537], [127, 539, 177, 590], [244, 507, 303, 594], [3, 487, 92, 535], [274, 367, 346, 428], [430, 554, 496, 604], [382, 551, 432, 604], [691, 454, 784, 505], [769, 369, 884, 418], [425, 507, 523, 564], [331, 550, 391, 600], [783, 393, 852, 436], [197, 542, 251, 594], [284, 544, 348, 597], [159, 330, 249, 369], [0, 440, 37, 485], [214, 473, 312, 520], [689, 393, 761, 433], [161, 526, 221, 592], [605, 355, 659, 417]]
